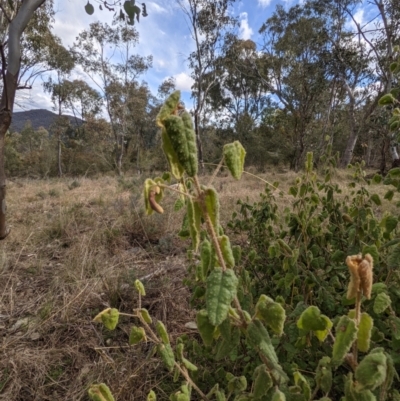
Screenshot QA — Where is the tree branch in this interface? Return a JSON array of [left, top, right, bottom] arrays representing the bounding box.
[[0, 3, 11, 23]]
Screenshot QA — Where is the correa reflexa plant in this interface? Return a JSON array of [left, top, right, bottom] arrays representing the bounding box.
[[88, 91, 399, 401]]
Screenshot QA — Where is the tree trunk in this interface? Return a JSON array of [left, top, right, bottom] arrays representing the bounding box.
[[380, 136, 389, 175], [0, 0, 46, 239], [340, 130, 359, 168], [117, 135, 124, 175], [58, 133, 62, 177], [194, 113, 204, 170]]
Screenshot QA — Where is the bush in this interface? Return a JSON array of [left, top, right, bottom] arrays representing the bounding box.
[[90, 92, 400, 401]]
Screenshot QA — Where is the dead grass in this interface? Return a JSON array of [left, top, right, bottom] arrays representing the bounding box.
[[0, 168, 398, 400]]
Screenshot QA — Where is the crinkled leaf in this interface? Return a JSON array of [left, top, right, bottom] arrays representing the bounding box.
[[206, 268, 238, 326]]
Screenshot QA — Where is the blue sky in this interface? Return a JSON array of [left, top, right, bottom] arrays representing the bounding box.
[[14, 0, 283, 113], [15, 0, 369, 114]]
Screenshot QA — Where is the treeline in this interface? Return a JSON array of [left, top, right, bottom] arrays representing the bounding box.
[[4, 0, 400, 177]]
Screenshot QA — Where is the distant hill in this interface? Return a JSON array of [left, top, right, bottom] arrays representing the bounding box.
[[10, 109, 83, 133]]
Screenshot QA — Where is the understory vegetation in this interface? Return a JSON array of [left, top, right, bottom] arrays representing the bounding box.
[[85, 92, 400, 401]]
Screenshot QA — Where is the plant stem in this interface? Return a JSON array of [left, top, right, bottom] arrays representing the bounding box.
[[174, 362, 211, 401], [352, 290, 361, 367]]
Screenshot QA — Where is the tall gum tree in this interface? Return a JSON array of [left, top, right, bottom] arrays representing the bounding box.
[[0, 0, 149, 239], [0, 0, 47, 239], [73, 22, 152, 174], [177, 0, 237, 167], [338, 0, 400, 168]]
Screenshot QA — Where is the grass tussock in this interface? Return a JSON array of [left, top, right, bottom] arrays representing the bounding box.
[[0, 168, 398, 400]]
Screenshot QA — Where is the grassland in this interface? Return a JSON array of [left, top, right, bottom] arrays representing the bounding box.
[[0, 167, 397, 400]]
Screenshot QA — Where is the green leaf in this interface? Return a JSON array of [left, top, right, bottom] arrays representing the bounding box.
[[332, 316, 358, 366], [362, 245, 379, 264], [385, 215, 398, 233], [85, 1, 95, 15], [198, 239, 212, 281], [124, 1, 140, 22], [139, 308, 152, 323], [196, 310, 215, 346], [344, 373, 376, 401], [147, 390, 156, 401], [129, 326, 146, 345], [388, 244, 400, 268], [315, 357, 332, 394], [372, 174, 382, 184], [135, 279, 146, 296], [246, 319, 287, 383], [271, 389, 286, 401], [215, 326, 240, 360], [164, 114, 198, 177], [297, 306, 332, 332], [252, 365, 273, 398], [389, 315, 400, 340], [161, 128, 185, 180], [255, 295, 286, 336], [187, 199, 201, 252], [157, 343, 175, 372], [379, 93, 396, 106], [93, 308, 119, 330], [206, 268, 238, 326], [217, 235, 235, 268], [156, 321, 170, 344], [227, 376, 247, 393], [293, 371, 311, 400], [204, 187, 220, 233], [223, 141, 246, 180], [388, 167, 400, 177], [358, 313, 373, 353], [174, 198, 185, 211], [355, 352, 387, 391], [373, 293, 391, 314], [384, 190, 394, 201], [370, 194, 381, 206], [88, 383, 115, 401]]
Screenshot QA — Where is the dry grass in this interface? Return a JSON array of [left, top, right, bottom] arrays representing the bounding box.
[[0, 168, 397, 400]]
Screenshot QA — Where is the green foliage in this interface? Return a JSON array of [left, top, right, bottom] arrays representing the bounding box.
[[88, 383, 115, 401], [90, 94, 400, 401], [93, 308, 119, 330], [255, 295, 286, 336], [355, 351, 387, 391], [223, 141, 246, 180], [332, 316, 358, 367], [206, 268, 238, 326], [358, 313, 373, 353], [129, 326, 146, 345], [157, 343, 175, 372]]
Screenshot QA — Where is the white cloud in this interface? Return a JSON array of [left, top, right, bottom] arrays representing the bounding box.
[[147, 2, 168, 14], [173, 72, 194, 92], [258, 0, 273, 8], [353, 9, 365, 25], [239, 12, 253, 40]]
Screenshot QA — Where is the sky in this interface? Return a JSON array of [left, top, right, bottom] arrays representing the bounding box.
[[14, 0, 370, 115], [14, 0, 287, 114]]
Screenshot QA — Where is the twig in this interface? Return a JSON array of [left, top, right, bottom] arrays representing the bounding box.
[[0, 3, 11, 23]]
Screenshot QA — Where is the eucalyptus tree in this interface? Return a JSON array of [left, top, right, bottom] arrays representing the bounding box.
[[43, 45, 75, 177], [0, 0, 150, 240], [73, 22, 152, 174], [0, 0, 51, 239], [207, 37, 270, 140], [338, 0, 400, 168], [176, 0, 237, 166], [256, 4, 333, 170], [67, 79, 102, 122]]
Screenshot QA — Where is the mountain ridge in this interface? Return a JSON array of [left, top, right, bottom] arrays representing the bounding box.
[[10, 109, 83, 133]]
